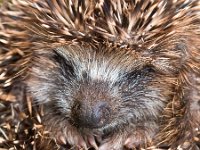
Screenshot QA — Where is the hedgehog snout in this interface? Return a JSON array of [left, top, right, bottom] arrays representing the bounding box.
[[71, 101, 111, 129]]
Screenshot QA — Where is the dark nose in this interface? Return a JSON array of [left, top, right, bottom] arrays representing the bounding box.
[[72, 102, 111, 128]]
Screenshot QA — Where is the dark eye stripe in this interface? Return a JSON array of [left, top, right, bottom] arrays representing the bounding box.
[[125, 66, 154, 80], [53, 50, 75, 78]]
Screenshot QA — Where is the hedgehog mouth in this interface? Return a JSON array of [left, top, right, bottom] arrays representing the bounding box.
[[77, 118, 124, 138], [70, 119, 112, 135]]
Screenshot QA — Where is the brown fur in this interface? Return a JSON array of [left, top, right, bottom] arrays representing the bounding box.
[[0, 0, 200, 149]]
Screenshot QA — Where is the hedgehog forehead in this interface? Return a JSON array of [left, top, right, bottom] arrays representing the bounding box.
[[82, 58, 122, 83], [56, 46, 135, 83]]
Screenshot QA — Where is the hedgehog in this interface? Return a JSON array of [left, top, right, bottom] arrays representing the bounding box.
[[0, 0, 200, 149]]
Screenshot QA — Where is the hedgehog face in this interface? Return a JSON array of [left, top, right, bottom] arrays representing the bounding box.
[[1, 0, 200, 149], [26, 44, 176, 149]]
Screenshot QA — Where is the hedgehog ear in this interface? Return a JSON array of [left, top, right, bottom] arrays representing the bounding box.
[[53, 50, 75, 78]]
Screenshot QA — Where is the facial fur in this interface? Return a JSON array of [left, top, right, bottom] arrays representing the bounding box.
[[26, 44, 179, 149]]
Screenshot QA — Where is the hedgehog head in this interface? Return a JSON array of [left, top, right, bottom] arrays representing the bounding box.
[[0, 0, 200, 149]]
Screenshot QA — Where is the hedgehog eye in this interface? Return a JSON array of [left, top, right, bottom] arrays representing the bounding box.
[[127, 67, 154, 80], [53, 51, 75, 77]]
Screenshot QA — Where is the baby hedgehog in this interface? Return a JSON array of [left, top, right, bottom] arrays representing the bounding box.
[[0, 0, 200, 149]]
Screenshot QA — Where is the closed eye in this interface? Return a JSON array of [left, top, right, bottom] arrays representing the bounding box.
[[53, 50, 75, 78], [125, 66, 154, 81], [117, 66, 155, 92]]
